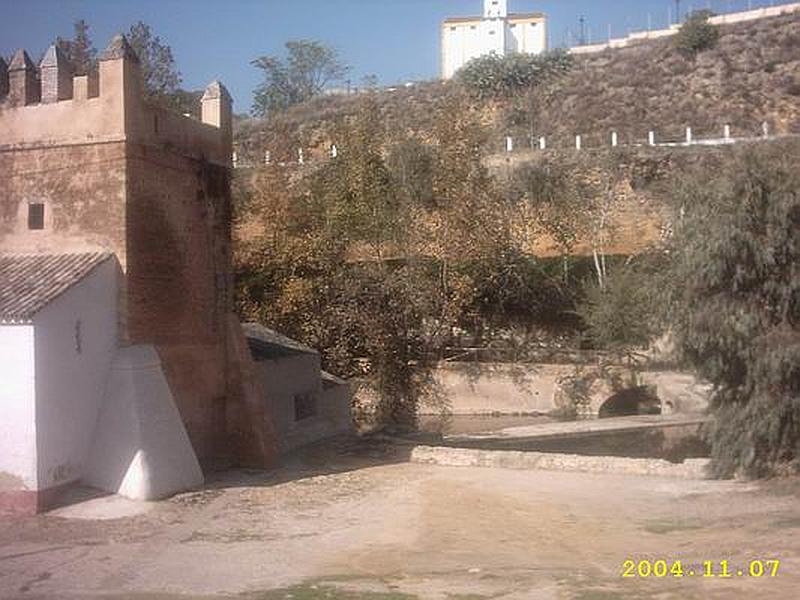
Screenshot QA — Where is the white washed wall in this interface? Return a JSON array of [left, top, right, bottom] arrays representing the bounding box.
[[33, 258, 118, 490], [0, 325, 37, 490]]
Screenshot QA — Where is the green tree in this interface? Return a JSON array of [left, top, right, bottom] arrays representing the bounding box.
[[126, 21, 182, 105], [674, 10, 720, 59], [667, 142, 800, 477], [57, 19, 97, 76], [251, 40, 350, 117], [579, 263, 656, 359]]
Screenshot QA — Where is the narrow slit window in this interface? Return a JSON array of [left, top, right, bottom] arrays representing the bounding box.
[[28, 203, 44, 230], [294, 393, 318, 421]]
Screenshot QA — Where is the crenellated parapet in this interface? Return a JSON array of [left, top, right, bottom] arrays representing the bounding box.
[[0, 34, 233, 166], [7, 49, 39, 106], [40, 44, 74, 103]]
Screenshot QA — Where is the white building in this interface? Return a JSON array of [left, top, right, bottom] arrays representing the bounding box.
[[0, 252, 202, 514], [441, 0, 548, 79]]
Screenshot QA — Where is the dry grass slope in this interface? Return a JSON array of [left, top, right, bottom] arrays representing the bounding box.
[[533, 12, 800, 145]]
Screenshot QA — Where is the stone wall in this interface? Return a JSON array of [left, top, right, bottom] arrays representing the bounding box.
[[423, 362, 709, 417]]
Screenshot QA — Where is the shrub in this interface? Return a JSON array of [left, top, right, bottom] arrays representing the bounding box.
[[674, 10, 720, 59], [456, 50, 573, 100], [578, 263, 658, 360]]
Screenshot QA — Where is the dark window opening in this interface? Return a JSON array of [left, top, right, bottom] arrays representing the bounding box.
[[28, 203, 44, 230], [294, 393, 318, 421]]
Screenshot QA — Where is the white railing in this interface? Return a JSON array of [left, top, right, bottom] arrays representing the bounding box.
[[232, 123, 797, 168]]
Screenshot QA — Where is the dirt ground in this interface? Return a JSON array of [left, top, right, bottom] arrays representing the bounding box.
[[0, 437, 798, 600]]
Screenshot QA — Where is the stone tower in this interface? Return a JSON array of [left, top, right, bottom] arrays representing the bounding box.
[[0, 34, 277, 476]]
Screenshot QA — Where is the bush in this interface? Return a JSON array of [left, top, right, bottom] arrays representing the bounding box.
[[674, 10, 720, 59], [578, 264, 658, 359], [456, 50, 573, 100]]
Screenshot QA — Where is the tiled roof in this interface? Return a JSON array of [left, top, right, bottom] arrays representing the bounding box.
[[243, 322, 317, 360], [0, 252, 112, 323]]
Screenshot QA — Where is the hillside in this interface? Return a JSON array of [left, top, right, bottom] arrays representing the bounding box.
[[234, 11, 800, 160], [527, 10, 800, 145]]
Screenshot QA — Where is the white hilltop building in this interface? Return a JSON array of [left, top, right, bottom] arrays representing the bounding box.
[[441, 0, 547, 79]]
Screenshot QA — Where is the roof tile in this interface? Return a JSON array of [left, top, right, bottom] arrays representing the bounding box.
[[0, 252, 112, 323]]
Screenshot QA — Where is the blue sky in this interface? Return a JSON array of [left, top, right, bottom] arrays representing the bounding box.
[[0, 0, 779, 112]]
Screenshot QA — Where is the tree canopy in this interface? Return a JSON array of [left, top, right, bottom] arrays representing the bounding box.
[[57, 19, 96, 76], [666, 142, 800, 477], [674, 10, 720, 58], [251, 40, 350, 117], [126, 21, 183, 105]]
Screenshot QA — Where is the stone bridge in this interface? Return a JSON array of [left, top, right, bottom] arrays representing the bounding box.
[[424, 362, 710, 418]]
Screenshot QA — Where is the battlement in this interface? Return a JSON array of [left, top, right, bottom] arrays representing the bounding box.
[[0, 34, 232, 166]]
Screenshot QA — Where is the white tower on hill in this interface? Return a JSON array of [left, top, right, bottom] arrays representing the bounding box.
[[484, 0, 508, 19], [441, 1, 547, 79]]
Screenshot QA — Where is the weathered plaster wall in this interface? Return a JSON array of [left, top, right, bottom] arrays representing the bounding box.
[[0, 325, 37, 491], [33, 257, 118, 490], [424, 363, 710, 416], [0, 143, 127, 258], [125, 149, 232, 460], [254, 353, 321, 451], [427, 363, 572, 415], [252, 353, 353, 453]]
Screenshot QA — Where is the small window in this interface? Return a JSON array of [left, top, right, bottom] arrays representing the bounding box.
[[450, 26, 456, 31], [28, 203, 44, 230], [470, 25, 477, 30], [294, 393, 318, 421]]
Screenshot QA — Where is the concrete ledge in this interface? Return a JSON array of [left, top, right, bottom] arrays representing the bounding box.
[[445, 414, 707, 444], [410, 445, 711, 479]]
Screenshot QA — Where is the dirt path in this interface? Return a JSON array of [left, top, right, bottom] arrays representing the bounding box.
[[0, 438, 797, 599]]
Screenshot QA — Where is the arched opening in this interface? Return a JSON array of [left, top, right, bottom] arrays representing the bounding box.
[[598, 385, 661, 418]]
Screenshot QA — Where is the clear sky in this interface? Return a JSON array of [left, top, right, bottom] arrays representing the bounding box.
[[0, 0, 779, 113]]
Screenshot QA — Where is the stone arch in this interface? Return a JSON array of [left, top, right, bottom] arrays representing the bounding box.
[[596, 385, 661, 418]]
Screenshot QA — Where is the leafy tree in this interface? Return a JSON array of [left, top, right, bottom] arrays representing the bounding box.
[[252, 40, 350, 117], [236, 99, 440, 428], [456, 50, 573, 100], [578, 263, 657, 360], [126, 21, 182, 105], [674, 10, 720, 59], [57, 19, 96, 76], [666, 142, 800, 477]]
